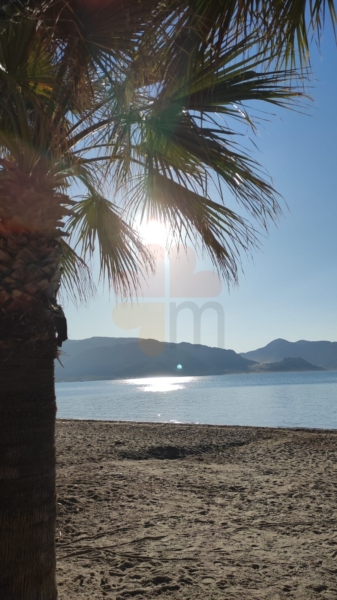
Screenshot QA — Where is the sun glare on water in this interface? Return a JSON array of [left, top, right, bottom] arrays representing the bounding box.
[[125, 376, 195, 393]]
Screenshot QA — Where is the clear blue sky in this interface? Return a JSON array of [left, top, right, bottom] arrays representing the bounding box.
[[64, 26, 337, 353]]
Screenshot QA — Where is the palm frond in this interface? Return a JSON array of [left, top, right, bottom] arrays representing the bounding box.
[[161, 0, 337, 71], [132, 169, 258, 284], [265, 0, 337, 65], [112, 39, 304, 241], [65, 193, 154, 295], [58, 239, 96, 305], [14, 0, 165, 89], [0, 0, 324, 302]]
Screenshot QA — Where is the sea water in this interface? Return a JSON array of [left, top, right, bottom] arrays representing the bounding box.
[[56, 370, 337, 429]]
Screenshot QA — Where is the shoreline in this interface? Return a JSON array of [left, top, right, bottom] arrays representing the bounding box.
[[56, 417, 337, 433], [56, 420, 337, 599]]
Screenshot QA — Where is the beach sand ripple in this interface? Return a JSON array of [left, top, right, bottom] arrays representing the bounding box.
[[56, 421, 337, 599]]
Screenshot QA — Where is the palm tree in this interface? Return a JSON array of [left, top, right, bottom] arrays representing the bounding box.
[[0, 1, 335, 598]]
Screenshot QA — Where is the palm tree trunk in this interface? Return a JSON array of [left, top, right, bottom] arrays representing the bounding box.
[[0, 213, 62, 598], [0, 340, 58, 600]]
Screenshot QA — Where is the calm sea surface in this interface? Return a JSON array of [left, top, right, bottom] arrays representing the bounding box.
[[56, 371, 337, 429]]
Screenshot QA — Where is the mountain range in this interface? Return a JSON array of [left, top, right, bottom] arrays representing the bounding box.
[[240, 338, 337, 370], [55, 337, 332, 381], [55, 337, 257, 381]]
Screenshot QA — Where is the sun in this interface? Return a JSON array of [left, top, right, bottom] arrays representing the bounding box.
[[139, 220, 169, 246]]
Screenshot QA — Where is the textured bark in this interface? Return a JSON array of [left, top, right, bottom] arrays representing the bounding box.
[[0, 228, 62, 349], [0, 164, 68, 350], [0, 340, 58, 600], [0, 165, 66, 598]]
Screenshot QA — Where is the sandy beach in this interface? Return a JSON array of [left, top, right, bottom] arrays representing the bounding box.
[[56, 421, 337, 599]]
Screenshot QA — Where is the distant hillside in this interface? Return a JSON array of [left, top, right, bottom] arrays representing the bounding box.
[[241, 339, 337, 370], [55, 338, 256, 381], [249, 357, 324, 373]]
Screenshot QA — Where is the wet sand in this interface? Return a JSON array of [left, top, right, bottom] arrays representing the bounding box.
[[56, 421, 337, 599]]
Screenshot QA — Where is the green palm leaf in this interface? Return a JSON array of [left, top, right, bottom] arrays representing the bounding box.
[[66, 193, 153, 295], [59, 239, 96, 305], [160, 0, 336, 70], [136, 169, 257, 283], [0, 1, 322, 300], [101, 38, 305, 277]]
